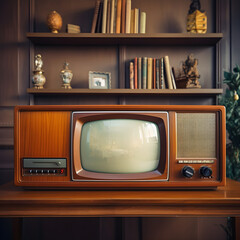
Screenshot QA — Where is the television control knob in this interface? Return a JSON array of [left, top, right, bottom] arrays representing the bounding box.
[[200, 166, 212, 178], [182, 166, 194, 178]]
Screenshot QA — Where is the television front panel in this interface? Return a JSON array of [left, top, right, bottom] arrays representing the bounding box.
[[14, 105, 226, 189]]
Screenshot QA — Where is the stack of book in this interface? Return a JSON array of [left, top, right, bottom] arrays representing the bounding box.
[[67, 24, 81, 33], [91, 0, 146, 34], [129, 56, 177, 89]]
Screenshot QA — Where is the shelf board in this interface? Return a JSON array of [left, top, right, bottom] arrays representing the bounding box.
[[27, 33, 223, 46], [27, 88, 223, 96]]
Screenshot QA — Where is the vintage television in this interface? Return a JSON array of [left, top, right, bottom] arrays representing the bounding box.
[[14, 105, 226, 189]]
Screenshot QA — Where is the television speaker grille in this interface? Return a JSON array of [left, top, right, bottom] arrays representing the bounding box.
[[176, 113, 216, 158]]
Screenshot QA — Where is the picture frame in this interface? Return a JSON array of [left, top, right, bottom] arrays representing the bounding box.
[[89, 71, 111, 89]]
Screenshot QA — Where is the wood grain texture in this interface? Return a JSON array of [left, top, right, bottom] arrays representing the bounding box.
[[0, 179, 240, 217], [15, 110, 71, 184]]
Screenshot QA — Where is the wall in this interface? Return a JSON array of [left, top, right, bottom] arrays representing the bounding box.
[[0, 0, 239, 239]]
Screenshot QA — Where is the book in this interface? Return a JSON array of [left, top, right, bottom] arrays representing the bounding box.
[[102, 0, 108, 33], [163, 56, 173, 89], [121, 0, 126, 33], [67, 24, 81, 33], [156, 59, 160, 89], [96, 2, 103, 33], [67, 29, 80, 33], [138, 57, 142, 89], [171, 67, 177, 89], [116, 0, 122, 33], [106, 0, 111, 33], [140, 11, 146, 33], [129, 61, 134, 89], [160, 58, 166, 89], [130, 9, 134, 33], [153, 58, 156, 89], [142, 57, 147, 89], [134, 8, 139, 33], [147, 57, 152, 89], [134, 57, 138, 89], [125, 0, 131, 33], [110, 0, 115, 33], [91, 0, 101, 33]]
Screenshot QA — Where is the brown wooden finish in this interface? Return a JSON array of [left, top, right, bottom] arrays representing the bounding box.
[[0, 179, 240, 217], [27, 88, 223, 96], [72, 112, 169, 180], [15, 109, 71, 185], [14, 105, 226, 188], [26, 33, 223, 46]]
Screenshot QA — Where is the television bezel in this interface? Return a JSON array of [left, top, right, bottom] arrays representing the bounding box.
[[71, 111, 169, 181]]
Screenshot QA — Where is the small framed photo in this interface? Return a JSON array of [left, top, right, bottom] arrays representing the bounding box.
[[89, 71, 111, 89]]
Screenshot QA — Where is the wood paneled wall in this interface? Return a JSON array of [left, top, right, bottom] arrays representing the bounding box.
[[0, 0, 239, 239]]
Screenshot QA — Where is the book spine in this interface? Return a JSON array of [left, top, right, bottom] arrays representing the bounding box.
[[129, 61, 134, 89], [102, 0, 108, 33], [153, 58, 156, 89], [140, 11, 146, 33], [130, 9, 134, 33], [110, 0, 115, 33], [134, 57, 138, 89], [164, 56, 173, 89], [116, 0, 122, 33], [171, 67, 177, 89], [134, 8, 139, 33], [156, 59, 160, 89], [160, 58, 166, 89], [147, 57, 152, 89], [138, 57, 142, 89], [125, 0, 131, 33], [121, 0, 126, 33], [106, 0, 111, 33], [142, 57, 147, 89], [91, 0, 101, 33], [96, 2, 103, 33]]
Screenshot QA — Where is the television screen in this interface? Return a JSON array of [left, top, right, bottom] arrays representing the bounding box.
[[80, 119, 160, 174]]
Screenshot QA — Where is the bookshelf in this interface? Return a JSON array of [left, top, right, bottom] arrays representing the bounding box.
[[26, 0, 224, 105], [27, 32, 223, 46], [27, 88, 223, 96]]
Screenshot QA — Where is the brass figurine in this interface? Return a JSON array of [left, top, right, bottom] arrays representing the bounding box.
[[47, 11, 62, 33], [176, 54, 201, 89], [32, 54, 46, 89], [187, 0, 207, 34]]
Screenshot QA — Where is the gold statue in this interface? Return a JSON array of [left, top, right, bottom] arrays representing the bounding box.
[[187, 0, 207, 34]]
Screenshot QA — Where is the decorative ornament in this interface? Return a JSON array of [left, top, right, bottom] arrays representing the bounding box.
[[234, 91, 239, 101], [32, 54, 46, 89], [187, 0, 207, 34], [60, 62, 73, 89], [176, 54, 201, 88], [47, 11, 62, 33]]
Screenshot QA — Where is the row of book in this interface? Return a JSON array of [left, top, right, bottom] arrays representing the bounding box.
[[129, 56, 177, 89], [91, 0, 146, 34]]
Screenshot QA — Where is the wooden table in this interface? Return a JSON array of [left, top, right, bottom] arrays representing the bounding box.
[[0, 179, 240, 217]]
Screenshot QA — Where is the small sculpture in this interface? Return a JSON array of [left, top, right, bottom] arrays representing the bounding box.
[[47, 11, 62, 33], [60, 62, 73, 89], [182, 54, 201, 88], [32, 54, 46, 89], [187, 0, 207, 34]]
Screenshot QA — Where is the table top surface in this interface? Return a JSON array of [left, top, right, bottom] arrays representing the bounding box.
[[1, 179, 240, 217]]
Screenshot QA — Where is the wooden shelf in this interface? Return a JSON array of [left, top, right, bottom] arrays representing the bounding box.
[[27, 33, 223, 46], [27, 88, 223, 96]]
